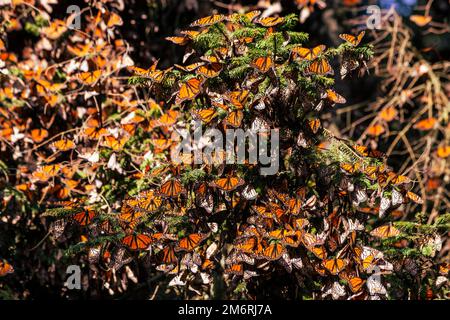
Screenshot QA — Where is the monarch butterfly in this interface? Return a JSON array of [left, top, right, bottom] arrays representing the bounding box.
[[30, 128, 49, 143], [235, 236, 262, 254], [55, 179, 79, 199], [180, 30, 202, 38], [308, 119, 321, 133], [103, 135, 128, 151], [224, 110, 244, 128], [326, 89, 346, 104], [165, 36, 189, 46], [291, 45, 326, 61], [192, 108, 217, 124], [280, 230, 302, 248], [413, 117, 436, 131], [158, 179, 185, 197], [42, 19, 67, 40], [339, 31, 365, 46], [379, 106, 397, 122], [156, 110, 179, 127], [437, 145, 450, 158], [261, 243, 285, 260], [122, 233, 152, 250], [175, 77, 203, 104], [410, 15, 432, 27], [73, 209, 97, 226], [210, 176, 244, 191], [406, 191, 423, 204], [118, 202, 144, 223], [190, 14, 225, 27], [127, 190, 163, 213], [307, 245, 328, 259], [160, 246, 178, 264], [175, 233, 207, 252], [302, 232, 321, 247], [387, 172, 410, 185], [106, 12, 123, 27], [251, 56, 273, 73], [0, 259, 14, 277], [150, 137, 173, 153], [52, 139, 75, 151], [367, 122, 386, 136], [83, 126, 108, 140], [225, 263, 244, 275], [32, 164, 61, 181], [76, 70, 102, 85], [196, 63, 222, 78], [226, 90, 249, 109], [175, 62, 204, 72], [244, 10, 262, 21], [307, 58, 334, 75], [439, 263, 449, 275], [347, 276, 365, 293], [340, 162, 360, 174], [322, 258, 349, 275], [370, 224, 401, 238], [149, 67, 173, 83], [255, 16, 284, 27]]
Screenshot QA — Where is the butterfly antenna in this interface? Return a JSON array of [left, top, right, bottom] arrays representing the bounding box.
[[28, 230, 52, 251]]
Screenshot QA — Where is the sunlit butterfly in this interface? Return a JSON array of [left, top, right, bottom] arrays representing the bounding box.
[[52, 139, 75, 151], [326, 89, 346, 104], [413, 117, 436, 131], [226, 90, 249, 109], [406, 191, 423, 204], [175, 62, 204, 72], [255, 16, 284, 27], [190, 14, 225, 27], [339, 31, 365, 46], [72, 209, 97, 226], [83, 126, 108, 140], [225, 263, 244, 276], [32, 164, 61, 182], [367, 123, 385, 137], [192, 108, 217, 124], [387, 172, 410, 185], [307, 58, 334, 75], [126, 189, 163, 213], [410, 15, 432, 27], [322, 258, 349, 275], [76, 70, 102, 85], [175, 233, 207, 252], [166, 36, 189, 46], [291, 45, 325, 61], [156, 110, 179, 127], [210, 176, 244, 192], [340, 162, 360, 174], [196, 63, 222, 78], [30, 128, 48, 143], [0, 259, 14, 277], [261, 242, 285, 261], [122, 233, 152, 250], [175, 77, 203, 104], [370, 224, 401, 239], [223, 110, 244, 128], [251, 56, 273, 73], [103, 135, 128, 151], [437, 145, 450, 158], [308, 119, 321, 134], [158, 179, 185, 197], [160, 245, 178, 264]]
